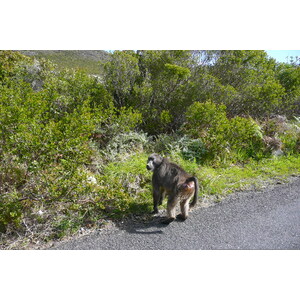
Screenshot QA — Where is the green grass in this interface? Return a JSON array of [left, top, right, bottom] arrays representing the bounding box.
[[2, 152, 299, 249], [99, 153, 153, 216], [183, 155, 300, 200], [97, 154, 300, 213]]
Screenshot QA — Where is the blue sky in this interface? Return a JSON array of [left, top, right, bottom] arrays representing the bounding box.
[[265, 50, 300, 63]]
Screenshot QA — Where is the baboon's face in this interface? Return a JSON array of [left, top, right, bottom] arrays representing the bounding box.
[[146, 154, 162, 171]]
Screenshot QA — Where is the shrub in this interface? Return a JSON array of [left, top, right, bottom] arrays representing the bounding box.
[[279, 116, 300, 154], [151, 134, 206, 164], [261, 116, 300, 155], [184, 101, 230, 163], [184, 101, 265, 163], [0, 50, 31, 82], [152, 133, 178, 154], [0, 192, 23, 232], [92, 105, 142, 148], [184, 101, 228, 139], [0, 51, 143, 237], [180, 138, 206, 163], [226, 116, 264, 160], [102, 131, 149, 162], [262, 115, 288, 137], [97, 153, 153, 216]]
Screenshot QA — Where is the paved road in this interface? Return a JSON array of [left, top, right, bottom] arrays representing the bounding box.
[[52, 177, 300, 250]]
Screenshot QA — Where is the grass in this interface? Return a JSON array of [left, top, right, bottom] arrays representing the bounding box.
[[1, 152, 299, 249], [97, 153, 300, 213], [190, 155, 300, 199]]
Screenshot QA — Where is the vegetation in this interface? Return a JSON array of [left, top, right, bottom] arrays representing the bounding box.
[[18, 50, 110, 75], [0, 50, 299, 249]]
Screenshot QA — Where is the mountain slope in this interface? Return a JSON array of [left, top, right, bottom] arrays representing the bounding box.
[[19, 50, 111, 74]]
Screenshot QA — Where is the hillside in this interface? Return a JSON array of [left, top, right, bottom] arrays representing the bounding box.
[[1, 50, 300, 250], [19, 50, 111, 74]]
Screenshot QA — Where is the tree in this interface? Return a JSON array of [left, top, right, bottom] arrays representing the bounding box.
[[275, 62, 300, 115], [103, 50, 140, 108], [103, 50, 195, 134], [208, 50, 285, 117], [102, 50, 297, 135]]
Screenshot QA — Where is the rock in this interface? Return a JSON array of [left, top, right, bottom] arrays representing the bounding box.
[[272, 149, 284, 157], [87, 176, 97, 184]]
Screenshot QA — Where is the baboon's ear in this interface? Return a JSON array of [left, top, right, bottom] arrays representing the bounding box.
[[153, 154, 163, 167], [154, 154, 161, 160]]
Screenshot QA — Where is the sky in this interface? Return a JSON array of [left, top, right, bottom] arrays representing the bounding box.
[[265, 50, 300, 63]]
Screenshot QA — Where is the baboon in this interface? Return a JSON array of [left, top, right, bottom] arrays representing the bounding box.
[[146, 153, 199, 224]]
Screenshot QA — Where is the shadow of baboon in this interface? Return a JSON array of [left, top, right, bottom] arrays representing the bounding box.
[[113, 212, 188, 235]]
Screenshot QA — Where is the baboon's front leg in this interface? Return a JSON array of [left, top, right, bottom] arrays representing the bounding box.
[[152, 188, 161, 214]]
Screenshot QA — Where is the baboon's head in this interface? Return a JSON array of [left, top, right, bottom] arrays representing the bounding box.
[[146, 153, 163, 171]]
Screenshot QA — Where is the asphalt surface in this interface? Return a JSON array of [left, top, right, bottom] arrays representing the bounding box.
[[52, 177, 300, 250]]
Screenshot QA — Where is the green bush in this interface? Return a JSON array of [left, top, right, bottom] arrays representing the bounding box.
[[0, 154, 27, 191], [0, 84, 95, 166], [102, 131, 149, 162], [151, 133, 176, 154], [0, 51, 143, 237], [261, 116, 300, 155], [226, 116, 264, 160], [92, 105, 142, 149], [152, 134, 206, 163], [184, 101, 265, 163], [279, 117, 300, 154], [97, 153, 153, 216], [0, 192, 23, 232], [0, 50, 31, 83], [184, 101, 228, 138], [180, 138, 206, 163], [184, 101, 229, 162]]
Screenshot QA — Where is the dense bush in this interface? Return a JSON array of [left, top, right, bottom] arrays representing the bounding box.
[[152, 134, 206, 164], [0, 51, 142, 239], [226, 116, 264, 161], [101, 131, 149, 162], [184, 101, 228, 139], [1, 50, 300, 248], [278, 116, 300, 154], [184, 101, 228, 162], [102, 50, 300, 134], [184, 101, 265, 163]]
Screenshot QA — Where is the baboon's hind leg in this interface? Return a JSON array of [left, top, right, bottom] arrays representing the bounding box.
[[177, 196, 192, 221], [161, 195, 179, 224]]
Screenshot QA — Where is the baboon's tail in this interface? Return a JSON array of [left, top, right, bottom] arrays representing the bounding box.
[[187, 176, 198, 208]]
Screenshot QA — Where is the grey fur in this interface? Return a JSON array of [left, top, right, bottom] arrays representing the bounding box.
[[146, 153, 199, 224]]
